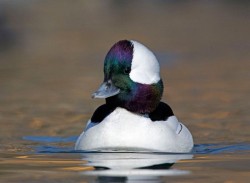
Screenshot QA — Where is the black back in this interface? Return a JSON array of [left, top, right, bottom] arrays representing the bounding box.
[[91, 104, 116, 123], [148, 102, 174, 121]]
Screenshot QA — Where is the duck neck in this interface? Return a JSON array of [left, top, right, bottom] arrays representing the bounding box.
[[106, 80, 164, 114]]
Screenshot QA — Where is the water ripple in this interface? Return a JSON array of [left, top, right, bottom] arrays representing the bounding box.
[[23, 136, 250, 155]]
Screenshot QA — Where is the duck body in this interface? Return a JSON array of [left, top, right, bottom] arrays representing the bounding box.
[[75, 40, 193, 152], [75, 106, 193, 152]]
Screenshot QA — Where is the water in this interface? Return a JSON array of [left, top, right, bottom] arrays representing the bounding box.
[[1, 1, 250, 183], [22, 136, 250, 155], [1, 136, 250, 182]]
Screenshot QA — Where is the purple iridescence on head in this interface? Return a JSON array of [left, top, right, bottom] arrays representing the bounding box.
[[104, 40, 133, 79]]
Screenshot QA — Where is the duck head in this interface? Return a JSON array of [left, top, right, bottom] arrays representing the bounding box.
[[92, 40, 163, 114]]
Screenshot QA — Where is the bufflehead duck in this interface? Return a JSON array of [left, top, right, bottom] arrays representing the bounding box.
[[75, 40, 193, 152]]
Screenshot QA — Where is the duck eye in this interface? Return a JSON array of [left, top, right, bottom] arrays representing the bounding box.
[[124, 67, 131, 75]]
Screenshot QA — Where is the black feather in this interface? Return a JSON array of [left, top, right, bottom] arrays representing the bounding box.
[[149, 102, 174, 121]]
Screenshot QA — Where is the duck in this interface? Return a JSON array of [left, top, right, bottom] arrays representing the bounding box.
[[75, 40, 193, 152]]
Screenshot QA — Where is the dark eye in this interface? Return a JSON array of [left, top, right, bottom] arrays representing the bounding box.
[[124, 67, 131, 75]]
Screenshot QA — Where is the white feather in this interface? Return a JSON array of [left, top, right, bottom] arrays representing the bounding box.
[[129, 40, 160, 84], [75, 107, 193, 152]]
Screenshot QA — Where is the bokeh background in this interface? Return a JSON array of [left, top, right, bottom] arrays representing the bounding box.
[[0, 0, 250, 152]]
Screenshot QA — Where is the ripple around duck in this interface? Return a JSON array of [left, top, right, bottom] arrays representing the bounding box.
[[23, 136, 250, 155]]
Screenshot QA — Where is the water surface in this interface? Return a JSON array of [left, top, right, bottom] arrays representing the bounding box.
[[1, 136, 250, 183]]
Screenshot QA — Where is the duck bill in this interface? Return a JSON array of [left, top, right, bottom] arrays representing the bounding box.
[[92, 80, 120, 99]]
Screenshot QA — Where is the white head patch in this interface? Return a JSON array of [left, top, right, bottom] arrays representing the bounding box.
[[129, 40, 160, 84]]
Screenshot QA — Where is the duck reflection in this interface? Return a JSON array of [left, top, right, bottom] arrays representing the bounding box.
[[80, 152, 193, 183]]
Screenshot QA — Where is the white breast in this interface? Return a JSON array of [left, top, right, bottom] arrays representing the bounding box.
[[75, 108, 193, 152]]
